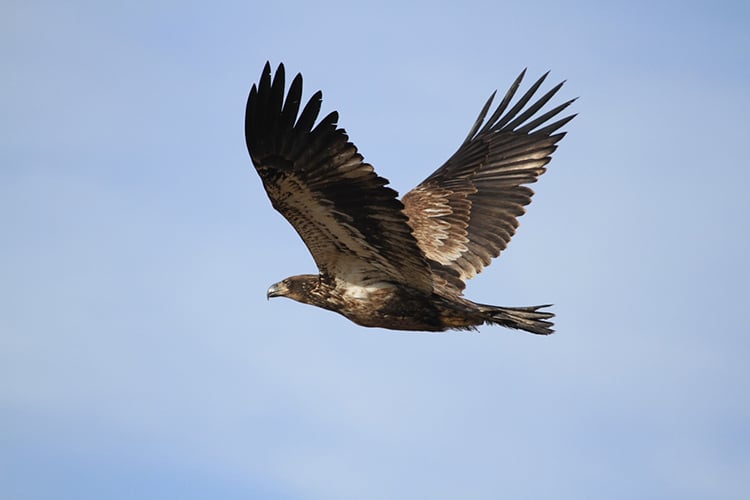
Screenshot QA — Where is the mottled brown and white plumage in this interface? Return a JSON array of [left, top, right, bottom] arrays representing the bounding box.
[[245, 62, 575, 334]]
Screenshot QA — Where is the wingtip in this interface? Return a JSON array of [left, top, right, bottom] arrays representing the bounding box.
[[261, 61, 288, 79]]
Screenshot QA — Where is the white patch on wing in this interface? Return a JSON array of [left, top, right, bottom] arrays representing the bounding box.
[[341, 280, 396, 301], [334, 263, 398, 300]]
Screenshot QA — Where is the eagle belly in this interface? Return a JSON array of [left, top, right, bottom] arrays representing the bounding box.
[[330, 280, 479, 331]]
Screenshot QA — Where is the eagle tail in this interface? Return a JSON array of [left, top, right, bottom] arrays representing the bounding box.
[[481, 304, 555, 335]]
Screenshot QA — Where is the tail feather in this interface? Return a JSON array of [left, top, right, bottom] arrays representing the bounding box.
[[480, 304, 555, 335]]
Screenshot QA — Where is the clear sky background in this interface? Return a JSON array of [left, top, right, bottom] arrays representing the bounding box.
[[3, 1, 749, 499]]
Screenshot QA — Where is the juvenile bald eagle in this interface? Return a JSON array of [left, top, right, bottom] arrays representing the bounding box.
[[245, 62, 575, 334]]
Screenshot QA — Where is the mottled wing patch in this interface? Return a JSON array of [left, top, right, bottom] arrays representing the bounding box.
[[402, 70, 575, 294]]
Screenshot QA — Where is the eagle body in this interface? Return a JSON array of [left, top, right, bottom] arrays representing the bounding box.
[[266, 274, 514, 332], [245, 63, 575, 334]]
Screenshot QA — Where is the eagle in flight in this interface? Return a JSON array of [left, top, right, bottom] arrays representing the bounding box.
[[245, 62, 575, 334]]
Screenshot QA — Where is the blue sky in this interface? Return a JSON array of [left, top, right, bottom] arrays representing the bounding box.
[[2, 1, 749, 498]]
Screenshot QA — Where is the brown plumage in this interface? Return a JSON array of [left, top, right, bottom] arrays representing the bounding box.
[[245, 62, 575, 334]]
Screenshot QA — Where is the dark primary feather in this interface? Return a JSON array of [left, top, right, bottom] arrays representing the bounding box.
[[245, 62, 434, 292], [402, 69, 576, 294]]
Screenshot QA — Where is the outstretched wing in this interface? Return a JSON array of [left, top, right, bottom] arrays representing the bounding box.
[[402, 70, 576, 294], [245, 62, 433, 292]]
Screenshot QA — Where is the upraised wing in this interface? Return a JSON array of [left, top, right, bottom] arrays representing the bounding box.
[[245, 63, 434, 292], [402, 70, 576, 295]]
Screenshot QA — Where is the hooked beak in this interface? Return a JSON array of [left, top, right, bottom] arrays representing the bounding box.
[[266, 281, 286, 300]]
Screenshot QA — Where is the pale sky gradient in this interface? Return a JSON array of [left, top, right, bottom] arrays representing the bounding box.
[[2, 1, 750, 499]]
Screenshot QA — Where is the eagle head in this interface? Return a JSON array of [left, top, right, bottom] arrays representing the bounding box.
[[266, 275, 320, 303]]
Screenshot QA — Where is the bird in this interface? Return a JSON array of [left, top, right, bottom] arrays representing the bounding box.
[[244, 62, 575, 334]]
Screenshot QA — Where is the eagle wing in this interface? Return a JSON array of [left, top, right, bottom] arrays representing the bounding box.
[[245, 63, 434, 293], [402, 70, 576, 295]]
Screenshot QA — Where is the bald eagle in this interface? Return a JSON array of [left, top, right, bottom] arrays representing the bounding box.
[[245, 62, 575, 334]]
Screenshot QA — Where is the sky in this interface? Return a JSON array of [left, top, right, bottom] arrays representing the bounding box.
[[2, 0, 749, 499]]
